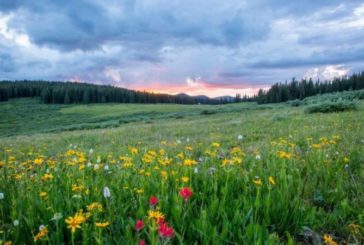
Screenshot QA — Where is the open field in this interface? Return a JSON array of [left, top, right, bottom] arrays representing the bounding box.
[[1, 98, 364, 244]]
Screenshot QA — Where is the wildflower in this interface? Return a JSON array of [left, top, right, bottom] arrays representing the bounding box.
[[194, 167, 199, 174], [212, 142, 220, 148], [179, 187, 193, 201], [177, 152, 184, 159], [34, 225, 48, 242], [237, 135, 243, 140], [39, 192, 47, 198], [277, 151, 292, 159], [343, 157, 350, 163], [135, 188, 144, 194], [135, 219, 144, 231], [65, 211, 87, 233], [103, 187, 111, 198], [268, 176, 276, 186], [51, 213, 63, 221], [160, 171, 168, 180], [255, 155, 261, 160], [13, 220, 19, 226], [183, 159, 197, 166], [41, 173, 54, 181], [139, 240, 147, 245], [253, 178, 262, 186], [34, 158, 44, 166], [208, 167, 216, 174], [348, 223, 360, 235], [89, 148, 94, 154], [147, 210, 165, 223], [158, 223, 174, 239], [104, 165, 109, 170], [87, 202, 103, 212], [95, 222, 110, 228], [323, 234, 337, 245], [181, 176, 189, 183], [149, 196, 159, 207], [0, 192, 4, 200], [94, 164, 100, 170]]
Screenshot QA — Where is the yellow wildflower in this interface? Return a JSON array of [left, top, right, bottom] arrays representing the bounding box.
[[181, 176, 189, 183], [41, 173, 54, 181], [268, 176, 276, 186], [34, 226, 48, 242], [253, 179, 262, 186], [323, 234, 337, 245], [39, 192, 47, 198], [185, 146, 193, 151], [348, 223, 360, 235], [34, 158, 44, 166], [95, 222, 110, 228], [177, 152, 184, 159], [183, 159, 197, 166], [130, 147, 138, 155], [87, 202, 103, 212], [277, 151, 292, 159], [161, 171, 168, 180], [65, 210, 87, 233], [135, 188, 144, 194], [147, 210, 165, 221]]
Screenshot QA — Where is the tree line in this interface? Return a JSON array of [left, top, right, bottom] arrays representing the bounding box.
[[255, 71, 364, 104], [0, 81, 223, 104], [1, 72, 363, 105]]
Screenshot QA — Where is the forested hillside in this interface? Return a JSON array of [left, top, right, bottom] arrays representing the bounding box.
[[1, 72, 364, 105], [0, 81, 221, 104], [256, 72, 364, 104]]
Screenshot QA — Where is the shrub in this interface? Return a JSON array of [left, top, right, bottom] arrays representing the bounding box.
[[289, 99, 302, 107], [303, 90, 364, 105], [304, 100, 358, 113], [201, 110, 216, 115]]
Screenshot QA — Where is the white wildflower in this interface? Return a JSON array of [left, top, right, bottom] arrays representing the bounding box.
[[51, 212, 63, 221], [103, 187, 111, 198]]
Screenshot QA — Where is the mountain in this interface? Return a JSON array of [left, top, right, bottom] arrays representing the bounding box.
[[214, 95, 235, 102]]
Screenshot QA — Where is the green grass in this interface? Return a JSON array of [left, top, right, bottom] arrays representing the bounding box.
[[0, 98, 265, 137], [0, 97, 363, 244]]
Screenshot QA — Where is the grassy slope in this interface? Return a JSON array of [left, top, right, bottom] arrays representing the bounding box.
[[0, 98, 363, 244], [0, 98, 270, 137]]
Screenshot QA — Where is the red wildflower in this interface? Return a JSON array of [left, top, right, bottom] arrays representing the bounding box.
[[139, 240, 147, 245], [158, 223, 174, 239], [157, 217, 165, 225], [179, 187, 193, 201], [149, 196, 159, 207], [135, 219, 144, 231]]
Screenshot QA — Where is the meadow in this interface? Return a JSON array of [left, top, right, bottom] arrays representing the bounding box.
[[0, 97, 363, 244]]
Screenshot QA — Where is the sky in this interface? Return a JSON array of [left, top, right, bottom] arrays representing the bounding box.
[[1, 1, 364, 97]]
